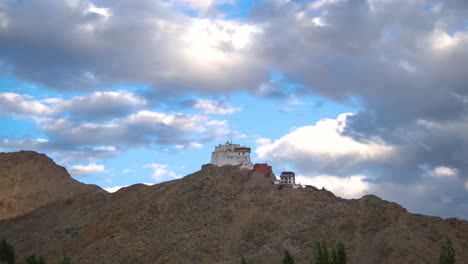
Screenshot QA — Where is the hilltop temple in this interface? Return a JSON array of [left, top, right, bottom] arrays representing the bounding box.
[[210, 142, 300, 188], [210, 141, 254, 170]]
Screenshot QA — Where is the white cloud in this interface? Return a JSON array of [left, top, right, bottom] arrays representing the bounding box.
[[192, 99, 242, 114], [85, 3, 112, 19], [431, 166, 459, 178], [69, 163, 105, 176], [296, 174, 369, 198], [144, 163, 181, 181], [256, 114, 393, 174], [465, 181, 468, 191], [0, 93, 55, 116], [255, 137, 272, 146], [104, 185, 128, 193], [0, 91, 146, 121], [104, 183, 153, 193]]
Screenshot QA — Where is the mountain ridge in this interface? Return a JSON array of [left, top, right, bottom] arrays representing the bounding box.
[[0, 150, 104, 220], [0, 154, 467, 263]]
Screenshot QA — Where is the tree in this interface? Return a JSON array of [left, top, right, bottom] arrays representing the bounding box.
[[331, 248, 338, 264], [26, 255, 46, 264], [315, 242, 330, 264], [58, 257, 70, 264], [282, 250, 294, 264], [440, 238, 455, 264], [0, 240, 15, 264], [240, 255, 247, 264], [315, 241, 346, 264], [336, 243, 346, 264]]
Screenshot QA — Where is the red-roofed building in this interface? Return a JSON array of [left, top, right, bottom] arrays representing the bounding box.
[[253, 163, 273, 173]]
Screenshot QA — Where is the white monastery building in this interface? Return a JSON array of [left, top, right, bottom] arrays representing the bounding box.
[[210, 142, 254, 169]]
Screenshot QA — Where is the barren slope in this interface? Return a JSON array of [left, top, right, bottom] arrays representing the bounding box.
[[0, 164, 467, 263], [0, 151, 103, 220]]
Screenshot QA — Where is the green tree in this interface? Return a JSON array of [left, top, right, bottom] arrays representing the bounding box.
[[26, 255, 46, 264], [0, 240, 15, 264], [240, 255, 247, 264], [315, 242, 330, 264], [282, 250, 294, 264], [440, 238, 455, 264], [315, 241, 346, 264], [331, 248, 338, 264], [58, 257, 70, 264], [336, 243, 346, 264]]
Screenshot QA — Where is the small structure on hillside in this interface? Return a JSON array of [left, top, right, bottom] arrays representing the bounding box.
[[249, 163, 275, 186], [253, 163, 273, 173], [280, 171, 295, 185], [210, 141, 253, 169]]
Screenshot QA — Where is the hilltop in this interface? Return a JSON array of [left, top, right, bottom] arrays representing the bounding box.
[[0, 151, 103, 220], [0, 157, 467, 263]]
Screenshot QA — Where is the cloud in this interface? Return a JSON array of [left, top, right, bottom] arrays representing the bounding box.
[[367, 176, 468, 219], [0, 0, 264, 92], [0, 90, 242, 164], [0, 93, 54, 116], [36, 109, 238, 150], [190, 99, 242, 114], [0, 90, 146, 121], [69, 163, 105, 176], [144, 163, 181, 182], [256, 112, 468, 218], [431, 166, 459, 178], [103, 182, 153, 193], [57, 90, 147, 120], [296, 174, 369, 199], [256, 113, 394, 176], [103, 185, 128, 193]]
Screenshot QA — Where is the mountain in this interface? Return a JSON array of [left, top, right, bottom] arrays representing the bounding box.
[[0, 151, 103, 220], [0, 162, 467, 263]]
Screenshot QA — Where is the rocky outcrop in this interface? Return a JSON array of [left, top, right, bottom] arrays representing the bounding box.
[[0, 151, 103, 220], [0, 163, 467, 263]]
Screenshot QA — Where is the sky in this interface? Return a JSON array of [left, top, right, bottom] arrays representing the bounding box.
[[1, 0, 468, 219]]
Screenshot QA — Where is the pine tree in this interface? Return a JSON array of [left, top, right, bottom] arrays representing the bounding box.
[[331, 248, 338, 264], [315, 242, 330, 264], [240, 255, 247, 264], [440, 238, 455, 264], [0, 240, 15, 264], [282, 250, 294, 264], [336, 243, 346, 264], [322, 245, 330, 264], [315, 241, 324, 264], [26, 255, 46, 264]]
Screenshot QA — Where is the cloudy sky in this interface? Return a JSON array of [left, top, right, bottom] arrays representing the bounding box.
[[1, 0, 468, 219]]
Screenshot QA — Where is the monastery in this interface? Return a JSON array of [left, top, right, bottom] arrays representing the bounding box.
[[210, 142, 300, 188]]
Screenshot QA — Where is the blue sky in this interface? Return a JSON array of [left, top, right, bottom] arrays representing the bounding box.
[[1, 0, 468, 219]]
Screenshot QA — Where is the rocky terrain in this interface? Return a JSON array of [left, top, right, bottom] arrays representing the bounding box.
[[0, 151, 103, 220], [0, 154, 467, 263]]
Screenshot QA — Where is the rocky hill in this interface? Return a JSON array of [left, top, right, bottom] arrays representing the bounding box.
[[0, 151, 103, 220], [0, 162, 467, 263]]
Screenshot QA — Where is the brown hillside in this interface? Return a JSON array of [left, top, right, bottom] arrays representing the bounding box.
[[0, 151, 104, 220], [0, 164, 467, 263]]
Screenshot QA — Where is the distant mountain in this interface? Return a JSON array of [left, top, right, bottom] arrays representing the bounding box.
[[0, 161, 467, 263], [0, 151, 103, 220]]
